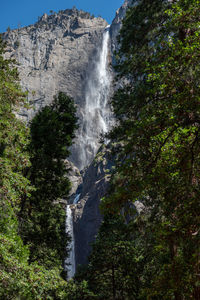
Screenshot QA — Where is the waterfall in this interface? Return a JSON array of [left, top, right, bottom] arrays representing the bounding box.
[[65, 205, 75, 279], [65, 26, 112, 279], [78, 25, 112, 170]]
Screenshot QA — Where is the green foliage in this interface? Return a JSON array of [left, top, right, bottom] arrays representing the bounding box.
[[75, 215, 142, 300], [0, 227, 83, 300], [100, 0, 200, 299], [0, 38, 32, 211], [0, 194, 72, 299], [0, 36, 69, 299], [19, 92, 78, 271]]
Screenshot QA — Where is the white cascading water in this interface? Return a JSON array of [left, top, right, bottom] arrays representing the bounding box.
[[79, 25, 112, 170], [65, 26, 112, 279], [65, 205, 75, 279]]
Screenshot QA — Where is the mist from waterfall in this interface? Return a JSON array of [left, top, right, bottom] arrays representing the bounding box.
[[79, 26, 112, 170]]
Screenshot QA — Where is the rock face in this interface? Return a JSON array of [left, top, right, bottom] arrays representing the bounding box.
[[110, 0, 133, 55], [3, 9, 107, 120], [3, 9, 108, 169], [73, 145, 114, 266], [65, 160, 82, 198]]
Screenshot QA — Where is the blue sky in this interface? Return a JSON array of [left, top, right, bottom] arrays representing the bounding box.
[[0, 0, 124, 33]]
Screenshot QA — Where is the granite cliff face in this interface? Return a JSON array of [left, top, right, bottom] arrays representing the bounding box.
[[3, 8, 109, 169], [4, 9, 107, 119], [110, 0, 133, 54], [73, 145, 114, 266]]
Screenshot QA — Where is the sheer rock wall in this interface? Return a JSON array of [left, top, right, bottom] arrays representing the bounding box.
[[3, 9, 107, 120], [3, 9, 108, 169]]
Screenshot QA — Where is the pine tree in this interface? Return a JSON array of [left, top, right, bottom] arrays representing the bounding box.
[[75, 215, 142, 300]]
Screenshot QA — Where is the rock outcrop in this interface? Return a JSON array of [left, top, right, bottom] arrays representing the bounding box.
[[65, 160, 82, 198], [110, 0, 133, 55]]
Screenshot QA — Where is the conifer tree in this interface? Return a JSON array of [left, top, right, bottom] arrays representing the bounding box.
[[19, 92, 78, 271], [76, 215, 141, 300]]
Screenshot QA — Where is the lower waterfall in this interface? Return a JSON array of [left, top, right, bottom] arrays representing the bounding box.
[[65, 205, 75, 279], [65, 26, 112, 279]]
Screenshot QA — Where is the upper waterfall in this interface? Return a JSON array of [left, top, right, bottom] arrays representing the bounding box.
[[77, 26, 112, 170]]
